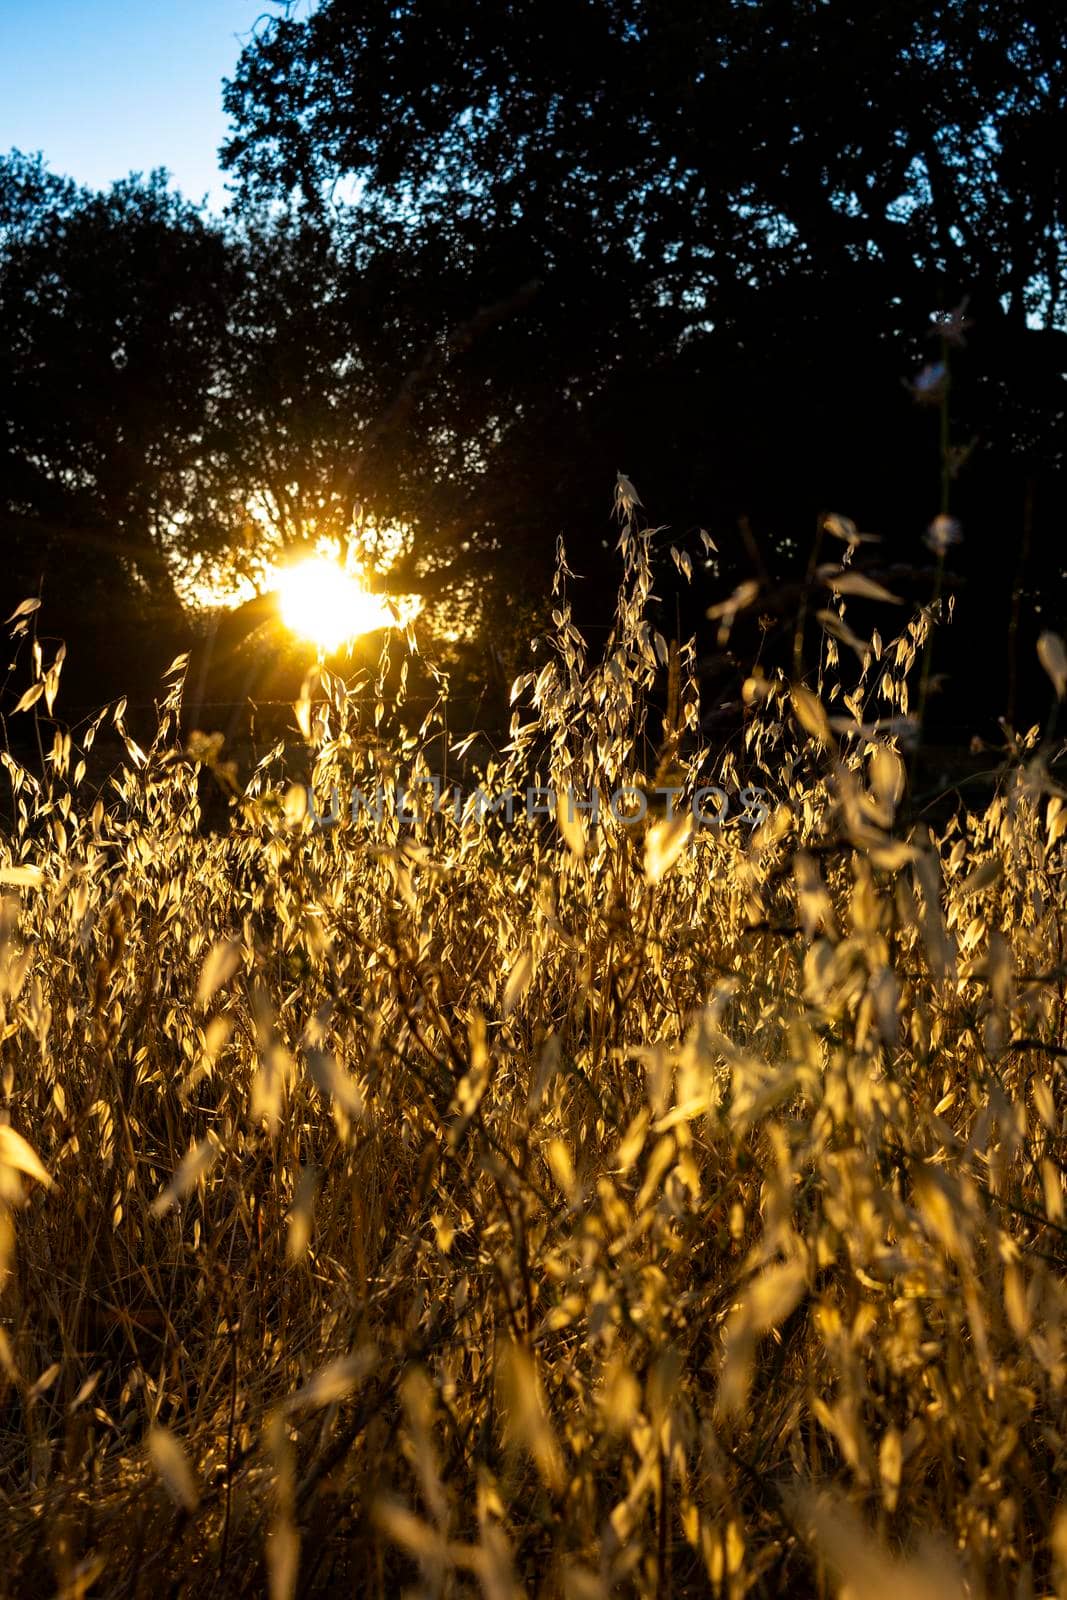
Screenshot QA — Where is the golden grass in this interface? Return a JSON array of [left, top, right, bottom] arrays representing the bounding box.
[[2, 520, 1067, 1598]]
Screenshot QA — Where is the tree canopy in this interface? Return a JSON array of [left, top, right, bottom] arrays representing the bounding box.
[[231, 0, 1067, 723], [220, 1, 1066, 599], [0, 158, 239, 689]]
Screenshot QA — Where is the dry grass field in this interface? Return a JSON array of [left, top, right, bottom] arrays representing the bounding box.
[[2, 514, 1067, 1597]]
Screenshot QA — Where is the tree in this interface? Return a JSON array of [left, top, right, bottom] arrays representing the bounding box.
[[0, 157, 239, 691], [220, 0, 1067, 725], [224, 1, 1067, 336]]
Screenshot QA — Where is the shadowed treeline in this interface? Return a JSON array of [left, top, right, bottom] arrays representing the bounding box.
[[2, 1, 1066, 750]]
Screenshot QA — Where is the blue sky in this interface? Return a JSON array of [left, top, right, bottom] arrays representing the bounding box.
[[0, 0, 275, 211]]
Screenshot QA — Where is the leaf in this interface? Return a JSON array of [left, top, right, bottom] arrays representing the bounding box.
[[373, 1503, 448, 1565], [790, 686, 832, 747], [267, 1522, 300, 1600], [869, 745, 905, 813], [27, 1361, 61, 1405], [286, 1165, 320, 1264], [546, 1138, 579, 1206], [13, 683, 44, 714], [817, 608, 869, 660], [0, 1124, 52, 1188], [614, 470, 642, 515], [150, 1135, 219, 1216], [746, 1260, 807, 1331], [5, 598, 41, 624], [600, 1354, 641, 1434], [914, 1166, 965, 1257], [670, 546, 693, 582], [0, 865, 45, 888], [914, 847, 954, 978], [823, 511, 858, 544], [162, 652, 190, 679], [294, 667, 319, 743], [283, 783, 308, 825], [497, 1340, 564, 1492], [444, 1015, 490, 1152], [196, 939, 242, 1008], [306, 1050, 363, 1118], [820, 568, 902, 603], [956, 858, 1002, 898], [717, 1260, 806, 1417], [1033, 1076, 1056, 1133], [644, 813, 692, 884], [252, 1045, 295, 1130], [69, 1373, 101, 1413], [556, 791, 586, 859], [879, 1426, 902, 1512], [867, 841, 917, 871], [148, 1425, 199, 1510], [707, 579, 760, 621], [789, 1487, 967, 1600], [1048, 797, 1067, 848], [284, 1348, 376, 1413], [503, 948, 534, 1014], [1038, 631, 1067, 699]]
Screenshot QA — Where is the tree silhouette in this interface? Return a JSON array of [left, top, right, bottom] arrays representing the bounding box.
[[220, 0, 1066, 724], [0, 159, 237, 689]]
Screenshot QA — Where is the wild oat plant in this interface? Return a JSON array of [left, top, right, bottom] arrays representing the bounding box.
[[2, 511, 1067, 1599]]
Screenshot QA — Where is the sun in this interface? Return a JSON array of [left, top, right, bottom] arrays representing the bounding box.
[[274, 557, 402, 652]]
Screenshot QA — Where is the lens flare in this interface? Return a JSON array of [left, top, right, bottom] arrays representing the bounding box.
[[275, 557, 405, 651]]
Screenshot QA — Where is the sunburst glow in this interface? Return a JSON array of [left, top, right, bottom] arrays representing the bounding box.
[[275, 557, 409, 651]]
